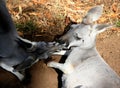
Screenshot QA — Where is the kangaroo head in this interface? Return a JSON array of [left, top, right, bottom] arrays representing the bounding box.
[[60, 5, 112, 49]]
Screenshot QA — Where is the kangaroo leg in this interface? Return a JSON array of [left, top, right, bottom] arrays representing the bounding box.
[[13, 56, 38, 72], [48, 62, 74, 74]]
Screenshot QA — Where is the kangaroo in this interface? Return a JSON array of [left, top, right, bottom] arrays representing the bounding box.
[[48, 5, 120, 88], [0, 0, 63, 80]]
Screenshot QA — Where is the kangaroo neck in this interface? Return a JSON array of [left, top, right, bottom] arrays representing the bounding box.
[[65, 47, 99, 66]]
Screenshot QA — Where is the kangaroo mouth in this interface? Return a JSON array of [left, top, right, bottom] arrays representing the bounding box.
[[69, 45, 79, 49], [64, 45, 79, 50], [61, 42, 79, 50]]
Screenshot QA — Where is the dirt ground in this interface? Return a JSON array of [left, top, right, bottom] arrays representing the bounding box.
[[0, 0, 120, 88]]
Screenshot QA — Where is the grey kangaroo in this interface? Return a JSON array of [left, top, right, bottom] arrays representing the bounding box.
[[0, 0, 63, 80], [48, 5, 120, 88]]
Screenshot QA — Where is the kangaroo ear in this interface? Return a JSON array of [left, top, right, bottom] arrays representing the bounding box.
[[17, 37, 32, 48], [16, 37, 37, 51], [95, 24, 113, 34], [82, 5, 104, 24]]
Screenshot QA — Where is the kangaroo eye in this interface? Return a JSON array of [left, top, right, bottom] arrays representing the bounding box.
[[74, 33, 82, 40], [76, 36, 81, 40]]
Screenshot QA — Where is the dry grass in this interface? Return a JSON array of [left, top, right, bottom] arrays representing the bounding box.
[[7, 0, 120, 38]]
